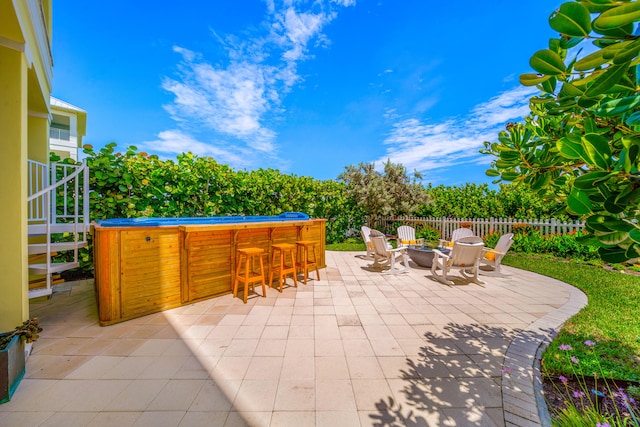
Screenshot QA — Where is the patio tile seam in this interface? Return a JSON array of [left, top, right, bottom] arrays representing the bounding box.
[[501, 274, 587, 427]]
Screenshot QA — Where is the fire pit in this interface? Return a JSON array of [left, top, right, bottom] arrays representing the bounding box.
[[406, 246, 450, 268]]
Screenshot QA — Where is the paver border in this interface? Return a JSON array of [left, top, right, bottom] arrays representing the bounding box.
[[501, 273, 588, 427]]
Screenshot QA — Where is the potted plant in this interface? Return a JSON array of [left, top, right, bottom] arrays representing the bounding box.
[[0, 318, 42, 404]]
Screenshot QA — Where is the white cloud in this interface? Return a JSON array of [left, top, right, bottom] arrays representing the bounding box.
[[139, 130, 250, 167], [163, 52, 276, 152], [379, 86, 538, 180], [160, 0, 355, 169]]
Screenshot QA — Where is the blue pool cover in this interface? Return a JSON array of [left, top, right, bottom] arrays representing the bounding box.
[[97, 212, 310, 227]]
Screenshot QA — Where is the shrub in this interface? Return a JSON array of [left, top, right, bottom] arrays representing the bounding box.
[[415, 223, 441, 245], [482, 230, 501, 248], [542, 232, 600, 261], [505, 229, 599, 261]]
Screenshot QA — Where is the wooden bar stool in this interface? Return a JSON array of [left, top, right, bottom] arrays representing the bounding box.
[[295, 240, 320, 284], [234, 247, 267, 303], [269, 243, 297, 292]]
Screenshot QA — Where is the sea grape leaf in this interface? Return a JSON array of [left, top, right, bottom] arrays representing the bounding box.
[[573, 171, 612, 189], [585, 64, 630, 97], [567, 189, 593, 215], [530, 50, 567, 75], [596, 95, 640, 116], [557, 136, 586, 159], [520, 73, 552, 86], [582, 134, 612, 168], [593, 2, 640, 30], [549, 2, 592, 37], [598, 246, 630, 263]]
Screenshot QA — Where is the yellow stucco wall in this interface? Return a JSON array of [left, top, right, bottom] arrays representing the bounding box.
[[0, 0, 53, 331], [28, 115, 50, 164], [0, 46, 30, 332]]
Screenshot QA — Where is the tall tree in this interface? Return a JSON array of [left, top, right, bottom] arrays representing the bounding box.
[[482, 0, 640, 262], [338, 160, 428, 225]]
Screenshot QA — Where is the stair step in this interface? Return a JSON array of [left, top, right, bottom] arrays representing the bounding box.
[[28, 262, 80, 275], [28, 223, 89, 236], [28, 241, 88, 255], [28, 288, 53, 299]]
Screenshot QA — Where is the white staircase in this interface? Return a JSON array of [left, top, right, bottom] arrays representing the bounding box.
[[27, 160, 90, 299]]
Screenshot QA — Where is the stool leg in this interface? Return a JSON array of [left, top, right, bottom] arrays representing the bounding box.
[[233, 253, 242, 299], [243, 256, 250, 304], [259, 253, 266, 297], [312, 246, 320, 281], [275, 249, 282, 292], [281, 251, 286, 291], [269, 249, 276, 290], [301, 246, 308, 284], [289, 249, 297, 288]]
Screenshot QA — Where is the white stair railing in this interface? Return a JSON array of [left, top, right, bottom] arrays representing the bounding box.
[[27, 159, 90, 298]]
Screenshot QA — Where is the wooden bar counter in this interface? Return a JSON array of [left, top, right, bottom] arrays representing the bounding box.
[[92, 214, 325, 325]]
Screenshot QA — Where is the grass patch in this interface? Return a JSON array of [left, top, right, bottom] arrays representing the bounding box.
[[503, 255, 640, 382], [326, 238, 366, 251]]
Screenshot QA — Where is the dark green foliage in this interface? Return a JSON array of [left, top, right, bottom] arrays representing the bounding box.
[[82, 143, 358, 245], [418, 183, 564, 219], [338, 160, 428, 225], [483, 0, 640, 261], [414, 224, 441, 245], [63, 142, 616, 274], [491, 226, 600, 260]]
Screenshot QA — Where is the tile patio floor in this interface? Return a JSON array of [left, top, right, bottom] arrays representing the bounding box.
[[0, 251, 586, 427]]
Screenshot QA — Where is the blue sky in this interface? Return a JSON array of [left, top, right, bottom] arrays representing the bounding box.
[[52, 0, 558, 185]]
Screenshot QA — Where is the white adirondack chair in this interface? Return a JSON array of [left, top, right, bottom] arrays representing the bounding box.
[[397, 225, 425, 248], [369, 234, 409, 274], [479, 233, 514, 276], [439, 227, 475, 248], [431, 236, 485, 285], [361, 225, 375, 258]]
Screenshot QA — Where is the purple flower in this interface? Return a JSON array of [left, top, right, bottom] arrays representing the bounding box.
[[558, 375, 568, 383], [501, 367, 513, 375], [558, 344, 572, 351], [573, 390, 585, 398], [571, 356, 579, 364], [584, 340, 596, 346], [596, 423, 611, 427]]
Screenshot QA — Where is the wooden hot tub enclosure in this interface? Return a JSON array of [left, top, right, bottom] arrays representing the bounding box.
[[92, 213, 326, 325]]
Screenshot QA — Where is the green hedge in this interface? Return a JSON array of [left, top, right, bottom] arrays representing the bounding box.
[[83, 143, 360, 244], [55, 145, 602, 273]]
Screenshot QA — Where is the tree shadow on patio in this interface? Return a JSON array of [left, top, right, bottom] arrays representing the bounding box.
[[366, 322, 551, 427]]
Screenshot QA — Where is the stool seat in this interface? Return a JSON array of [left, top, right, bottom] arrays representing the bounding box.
[[296, 240, 320, 284], [234, 247, 267, 303], [270, 243, 297, 292]]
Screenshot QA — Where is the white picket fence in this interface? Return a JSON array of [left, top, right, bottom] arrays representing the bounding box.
[[374, 216, 585, 239]]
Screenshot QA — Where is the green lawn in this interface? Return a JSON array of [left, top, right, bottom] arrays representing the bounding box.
[[503, 255, 640, 382], [326, 241, 366, 251]]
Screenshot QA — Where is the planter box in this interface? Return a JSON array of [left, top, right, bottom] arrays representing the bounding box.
[[0, 335, 26, 404]]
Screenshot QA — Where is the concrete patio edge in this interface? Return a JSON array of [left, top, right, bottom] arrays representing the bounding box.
[[501, 274, 588, 427]]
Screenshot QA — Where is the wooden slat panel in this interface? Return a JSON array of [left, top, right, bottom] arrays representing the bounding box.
[[186, 230, 234, 301], [120, 229, 182, 318], [272, 226, 299, 245], [299, 221, 326, 268], [93, 227, 122, 325], [94, 219, 326, 324]]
